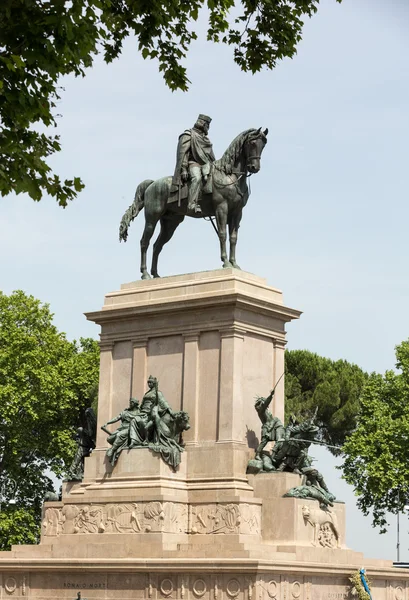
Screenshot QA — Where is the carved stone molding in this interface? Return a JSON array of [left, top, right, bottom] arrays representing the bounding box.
[[1, 574, 383, 600], [226, 579, 241, 599], [291, 582, 302, 600], [160, 578, 174, 598], [192, 579, 207, 598], [4, 577, 17, 595], [255, 576, 321, 600], [395, 587, 404, 600], [2, 574, 29, 597]]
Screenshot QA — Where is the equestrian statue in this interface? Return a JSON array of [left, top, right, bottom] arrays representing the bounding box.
[[119, 114, 268, 279]]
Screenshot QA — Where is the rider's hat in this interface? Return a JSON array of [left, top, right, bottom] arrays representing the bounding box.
[[198, 114, 212, 123]]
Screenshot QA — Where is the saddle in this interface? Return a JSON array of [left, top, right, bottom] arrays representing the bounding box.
[[168, 165, 214, 205]]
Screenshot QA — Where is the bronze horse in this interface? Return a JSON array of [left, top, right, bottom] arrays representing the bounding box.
[[119, 127, 268, 279]]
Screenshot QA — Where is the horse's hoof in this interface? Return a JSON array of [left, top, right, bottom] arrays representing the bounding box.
[[222, 261, 233, 268], [230, 263, 241, 270], [151, 272, 160, 279], [141, 272, 152, 280]]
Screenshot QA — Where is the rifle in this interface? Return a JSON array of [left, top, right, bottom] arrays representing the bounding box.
[[289, 438, 341, 451], [269, 372, 285, 396]]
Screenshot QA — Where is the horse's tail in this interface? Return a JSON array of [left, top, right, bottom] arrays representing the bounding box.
[[119, 179, 154, 242]]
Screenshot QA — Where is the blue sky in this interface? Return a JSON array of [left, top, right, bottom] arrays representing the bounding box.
[[1, 0, 409, 560]]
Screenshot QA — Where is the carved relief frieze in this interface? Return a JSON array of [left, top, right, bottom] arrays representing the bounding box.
[[240, 503, 261, 535], [189, 503, 260, 535], [75, 505, 105, 533], [61, 504, 80, 534], [189, 503, 240, 534], [42, 507, 63, 536], [42, 501, 190, 537], [105, 503, 142, 533], [144, 501, 188, 533], [42, 501, 261, 537], [301, 504, 340, 549]]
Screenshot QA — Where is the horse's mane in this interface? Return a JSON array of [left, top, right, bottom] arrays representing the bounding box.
[[215, 128, 259, 169]]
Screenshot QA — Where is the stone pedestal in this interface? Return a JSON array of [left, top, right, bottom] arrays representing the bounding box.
[[0, 270, 408, 599], [83, 269, 301, 492]]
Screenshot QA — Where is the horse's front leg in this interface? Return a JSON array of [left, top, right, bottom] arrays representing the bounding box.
[[215, 204, 231, 268], [228, 209, 242, 269]]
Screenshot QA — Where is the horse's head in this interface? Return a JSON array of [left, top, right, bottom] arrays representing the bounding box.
[[244, 127, 268, 174]]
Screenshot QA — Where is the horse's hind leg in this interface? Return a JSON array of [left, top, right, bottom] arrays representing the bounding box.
[[140, 216, 159, 279], [151, 214, 185, 278]]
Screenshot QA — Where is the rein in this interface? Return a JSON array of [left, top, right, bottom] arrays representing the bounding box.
[[204, 138, 260, 234], [214, 172, 244, 189], [213, 166, 253, 189]]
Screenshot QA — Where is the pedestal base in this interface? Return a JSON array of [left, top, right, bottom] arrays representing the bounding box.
[[0, 271, 405, 598]]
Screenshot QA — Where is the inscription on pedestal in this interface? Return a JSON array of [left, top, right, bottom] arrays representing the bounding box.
[[63, 583, 106, 589]]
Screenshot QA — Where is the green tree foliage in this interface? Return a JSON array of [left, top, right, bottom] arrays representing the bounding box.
[[0, 290, 100, 550], [285, 349, 368, 450], [341, 340, 409, 532], [0, 0, 342, 205]]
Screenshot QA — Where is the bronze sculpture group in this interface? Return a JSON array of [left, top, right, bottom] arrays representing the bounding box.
[[101, 376, 190, 471], [65, 408, 97, 482], [65, 376, 336, 508], [65, 117, 336, 510], [119, 114, 268, 279], [247, 389, 336, 507]]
